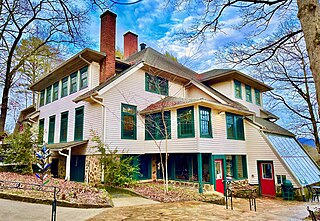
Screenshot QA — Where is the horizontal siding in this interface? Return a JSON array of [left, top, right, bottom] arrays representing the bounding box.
[[186, 85, 214, 100], [90, 62, 100, 89], [246, 122, 299, 187]]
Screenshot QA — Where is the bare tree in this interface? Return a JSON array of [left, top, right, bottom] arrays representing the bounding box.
[[170, 0, 320, 121], [0, 0, 90, 133]]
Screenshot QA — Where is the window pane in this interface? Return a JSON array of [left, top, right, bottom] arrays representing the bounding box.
[[48, 116, 55, 144], [226, 155, 234, 177], [74, 107, 84, 141], [226, 114, 235, 139], [46, 86, 52, 104], [262, 163, 273, 179], [178, 107, 194, 138], [234, 80, 242, 99], [52, 82, 59, 101], [80, 66, 88, 89], [236, 116, 245, 140], [39, 119, 44, 144], [255, 89, 261, 105], [145, 111, 171, 140], [121, 104, 137, 139], [145, 73, 168, 95], [61, 77, 68, 97], [60, 112, 68, 142], [199, 107, 212, 137], [40, 90, 45, 107], [245, 85, 252, 102], [70, 72, 78, 94]]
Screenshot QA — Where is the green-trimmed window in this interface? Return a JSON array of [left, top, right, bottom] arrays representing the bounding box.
[[121, 104, 137, 139], [74, 106, 84, 141], [245, 85, 252, 103], [60, 111, 68, 142], [61, 77, 68, 98], [39, 90, 45, 107], [52, 82, 59, 102], [39, 119, 44, 144], [145, 111, 171, 140], [70, 72, 78, 94], [177, 106, 194, 138], [46, 86, 52, 104], [199, 106, 212, 138], [255, 89, 261, 106], [80, 66, 88, 89], [145, 73, 168, 95], [234, 80, 242, 99], [48, 115, 55, 144], [226, 113, 245, 140]]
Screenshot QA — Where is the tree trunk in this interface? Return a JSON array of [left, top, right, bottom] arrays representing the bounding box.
[[0, 79, 11, 133], [297, 0, 320, 128]]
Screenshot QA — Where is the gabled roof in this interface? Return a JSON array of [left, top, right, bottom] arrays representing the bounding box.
[[252, 117, 294, 137], [198, 69, 273, 92]]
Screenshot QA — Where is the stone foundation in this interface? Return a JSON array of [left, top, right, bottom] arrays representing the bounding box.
[[151, 155, 157, 180], [57, 156, 66, 179], [85, 155, 101, 184], [166, 180, 214, 192]]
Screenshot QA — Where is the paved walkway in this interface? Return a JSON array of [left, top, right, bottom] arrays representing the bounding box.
[[0, 198, 103, 221], [88, 197, 319, 221], [112, 196, 159, 207]]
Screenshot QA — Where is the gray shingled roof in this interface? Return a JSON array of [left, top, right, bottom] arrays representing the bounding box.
[[254, 117, 294, 137], [197, 69, 234, 81]]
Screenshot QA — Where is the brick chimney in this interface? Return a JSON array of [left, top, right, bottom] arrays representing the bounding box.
[[124, 31, 138, 59], [100, 10, 117, 83]]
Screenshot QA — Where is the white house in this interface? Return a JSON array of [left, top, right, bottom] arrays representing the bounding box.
[[24, 10, 320, 198]]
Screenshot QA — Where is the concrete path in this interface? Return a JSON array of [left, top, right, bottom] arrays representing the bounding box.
[[112, 196, 159, 207], [0, 198, 103, 221]]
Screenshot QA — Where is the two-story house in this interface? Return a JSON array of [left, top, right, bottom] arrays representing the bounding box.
[[24, 10, 320, 198]]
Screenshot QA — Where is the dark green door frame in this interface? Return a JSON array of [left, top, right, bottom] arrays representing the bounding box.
[[197, 153, 203, 193]]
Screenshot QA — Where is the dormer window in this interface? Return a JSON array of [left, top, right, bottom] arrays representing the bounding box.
[[255, 89, 261, 106], [46, 85, 52, 104], [52, 82, 59, 102], [61, 77, 68, 98], [80, 66, 88, 89], [70, 72, 78, 94], [245, 85, 252, 103], [234, 80, 242, 99]]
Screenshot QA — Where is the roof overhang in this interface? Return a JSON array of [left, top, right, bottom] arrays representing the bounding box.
[[29, 48, 106, 91], [47, 140, 88, 151], [201, 70, 273, 92]]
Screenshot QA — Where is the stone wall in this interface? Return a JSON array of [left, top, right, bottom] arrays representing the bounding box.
[[151, 155, 157, 180], [85, 155, 101, 184], [57, 156, 66, 179]]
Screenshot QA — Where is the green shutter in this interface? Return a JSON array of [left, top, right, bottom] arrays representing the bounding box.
[[61, 77, 68, 97], [39, 119, 45, 144], [70, 72, 78, 94], [60, 111, 68, 142], [80, 66, 88, 89], [74, 107, 84, 141], [52, 82, 59, 102], [121, 104, 137, 139], [245, 85, 252, 102], [48, 116, 55, 144], [40, 90, 45, 107], [199, 106, 212, 138], [177, 106, 195, 138], [255, 89, 261, 105], [46, 86, 52, 104], [234, 80, 242, 99]]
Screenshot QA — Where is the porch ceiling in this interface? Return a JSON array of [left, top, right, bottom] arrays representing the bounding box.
[[46, 140, 88, 151]]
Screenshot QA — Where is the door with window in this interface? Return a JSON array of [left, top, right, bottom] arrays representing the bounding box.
[[70, 155, 86, 182], [258, 161, 276, 197], [215, 159, 224, 194]]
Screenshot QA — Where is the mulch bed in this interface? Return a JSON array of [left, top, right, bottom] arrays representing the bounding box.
[[0, 172, 112, 207], [129, 181, 224, 204]]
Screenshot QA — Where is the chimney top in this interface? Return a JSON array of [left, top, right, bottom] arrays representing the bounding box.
[[124, 31, 138, 37], [140, 43, 146, 51], [100, 10, 117, 19]]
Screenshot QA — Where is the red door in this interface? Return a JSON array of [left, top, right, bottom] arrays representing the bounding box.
[[215, 159, 224, 194], [258, 161, 276, 197]]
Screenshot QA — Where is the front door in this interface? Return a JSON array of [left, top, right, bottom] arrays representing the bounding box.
[[258, 161, 276, 197], [215, 159, 224, 194], [70, 155, 86, 182]]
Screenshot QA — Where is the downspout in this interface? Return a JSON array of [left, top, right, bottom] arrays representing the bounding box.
[[58, 148, 71, 181]]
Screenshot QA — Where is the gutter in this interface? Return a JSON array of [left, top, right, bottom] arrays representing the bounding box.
[[90, 96, 106, 142], [58, 148, 71, 181]]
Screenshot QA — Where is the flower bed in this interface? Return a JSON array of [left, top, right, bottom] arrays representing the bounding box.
[[0, 172, 112, 207], [130, 181, 224, 204]]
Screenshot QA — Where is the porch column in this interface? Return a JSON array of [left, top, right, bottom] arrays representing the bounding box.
[[66, 148, 71, 181], [197, 153, 203, 193], [209, 155, 214, 185]]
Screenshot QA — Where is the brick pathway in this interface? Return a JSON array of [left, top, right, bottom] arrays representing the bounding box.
[[87, 197, 318, 221]]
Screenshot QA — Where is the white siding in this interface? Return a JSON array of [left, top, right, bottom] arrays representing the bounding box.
[[90, 62, 100, 89], [186, 85, 214, 100], [245, 122, 299, 187], [210, 81, 232, 98]]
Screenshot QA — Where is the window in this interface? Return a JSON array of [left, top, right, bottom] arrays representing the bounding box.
[[74, 106, 84, 141], [52, 82, 59, 102], [46, 85, 52, 104], [61, 77, 68, 98], [255, 89, 261, 105], [48, 115, 55, 144], [39, 90, 45, 107], [145, 111, 171, 140], [60, 111, 68, 142], [226, 113, 245, 140], [145, 73, 168, 95], [234, 80, 242, 99], [70, 72, 78, 94], [39, 119, 44, 144], [177, 106, 194, 138], [80, 66, 88, 89], [245, 85, 252, 102], [276, 175, 287, 185], [225, 155, 248, 179], [121, 104, 137, 139], [262, 163, 273, 179], [199, 106, 212, 138]]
